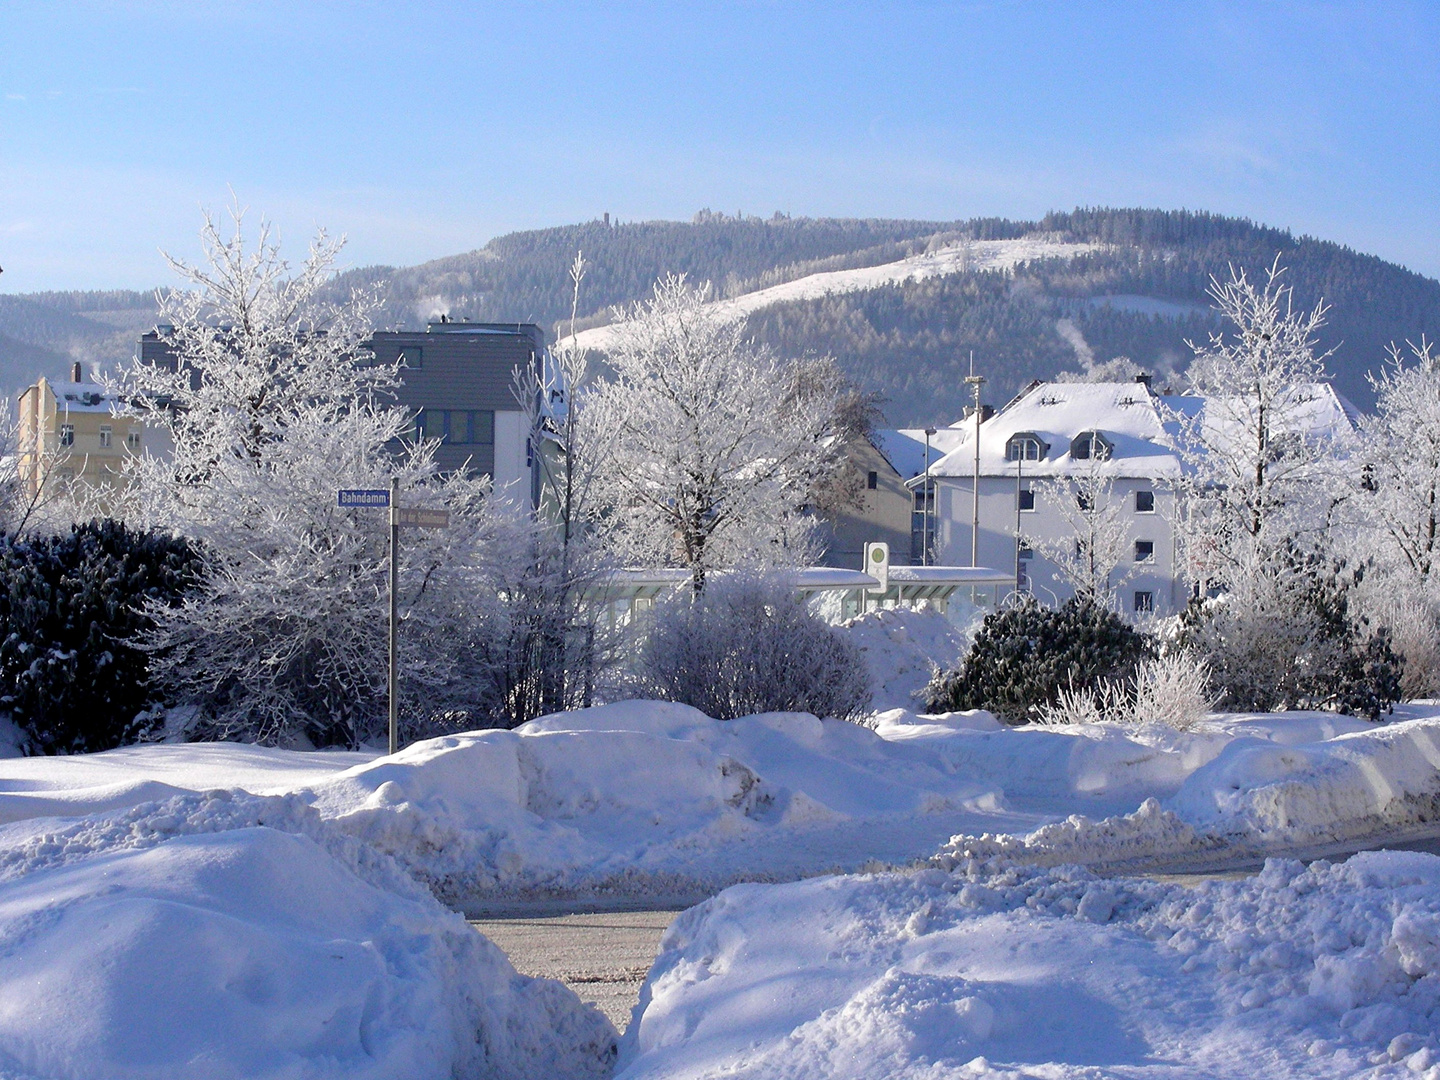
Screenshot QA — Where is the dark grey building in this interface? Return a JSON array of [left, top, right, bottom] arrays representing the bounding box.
[[138, 320, 543, 503]]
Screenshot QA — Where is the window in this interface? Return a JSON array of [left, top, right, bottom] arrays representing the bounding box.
[[398, 345, 423, 369], [1136, 490, 1155, 513], [1134, 590, 1154, 613], [126, 431, 142, 450], [1005, 432, 1049, 461], [1070, 430, 1113, 460], [1076, 492, 1093, 511], [415, 409, 495, 445], [1018, 488, 1035, 511], [98, 425, 112, 449], [1018, 543, 1034, 560], [866, 471, 878, 490], [1135, 540, 1155, 562], [59, 424, 74, 447]]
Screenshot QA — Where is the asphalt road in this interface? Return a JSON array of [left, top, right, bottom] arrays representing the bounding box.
[[471, 911, 681, 1031]]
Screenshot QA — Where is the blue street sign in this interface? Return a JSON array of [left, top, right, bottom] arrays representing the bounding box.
[[338, 489, 391, 508]]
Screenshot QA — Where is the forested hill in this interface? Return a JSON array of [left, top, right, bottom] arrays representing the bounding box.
[[3, 209, 1438, 425]]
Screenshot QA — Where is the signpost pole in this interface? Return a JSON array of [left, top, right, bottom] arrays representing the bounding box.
[[388, 476, 399, 756]]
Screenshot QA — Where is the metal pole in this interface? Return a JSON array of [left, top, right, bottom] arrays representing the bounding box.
[[388, 475, 399, 756], [923, 427, 935, 566], [964, 362, 986, 568], [1015, 452, 1023, 595]]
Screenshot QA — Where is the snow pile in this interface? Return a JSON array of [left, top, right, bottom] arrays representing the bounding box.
[[840, 605, 971, 711], [0, 791, 616, 1080], [934, 716, 1440, 874], [310, 702, 1031, 908], [617, 852, 1440, 1079]]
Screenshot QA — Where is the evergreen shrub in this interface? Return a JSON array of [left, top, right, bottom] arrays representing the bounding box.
[[925, 595, 1151, 724], [0, 520, 202, 753]]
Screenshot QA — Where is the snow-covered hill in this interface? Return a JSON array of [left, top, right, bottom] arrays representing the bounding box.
[[562, 237, 1104, 353]]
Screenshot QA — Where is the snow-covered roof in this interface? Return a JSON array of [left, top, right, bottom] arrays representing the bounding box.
[[873, 427, 969, 480], [926, 380, 1358, 482], [929, 381, 1187, 481], [50, 382, 120, 415]]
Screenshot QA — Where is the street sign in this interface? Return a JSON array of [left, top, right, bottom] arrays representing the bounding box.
[[395, 507, 450, 529], [865, 541, 890, 593], [338, 488, 391, 508]]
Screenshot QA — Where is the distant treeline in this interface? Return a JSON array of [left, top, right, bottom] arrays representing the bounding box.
[[3, 208, 1437, 424]]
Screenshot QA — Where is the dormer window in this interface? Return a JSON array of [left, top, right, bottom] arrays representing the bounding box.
[[1005, 432, 1049, 461], [1070, 430, 1113, 460]]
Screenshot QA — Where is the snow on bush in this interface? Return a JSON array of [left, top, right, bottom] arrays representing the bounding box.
[[1034, 651, 1216, 731], [633, 576, 871, 721], [0, 791, 616, 1080], [615, 852, 1440, 1079], [838, 604, 970, 712]]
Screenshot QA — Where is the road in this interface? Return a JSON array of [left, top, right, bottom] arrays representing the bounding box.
[[471, 911, 681, 1031]]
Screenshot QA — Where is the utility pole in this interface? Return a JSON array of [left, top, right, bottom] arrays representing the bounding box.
[[923, 427, 936, 566], [964, 351, 985, 568], [388, 475, 399, 756], [1015, 450, 1024, 596]]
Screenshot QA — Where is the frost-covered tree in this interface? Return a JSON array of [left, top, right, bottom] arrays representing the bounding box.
[[1169, 258, 1348, 587], [109, 206, 502, 747], [499, 251, 619, 723], [1027, 455, 1135, 607], [588, 275, 844, 590], [1348, 337, 1440, 695]]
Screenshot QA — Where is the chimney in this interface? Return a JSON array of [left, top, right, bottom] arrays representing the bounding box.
[[1134, 373, 1153, 389], [71, 362, 84, 384], [603, 212, 611, 227]]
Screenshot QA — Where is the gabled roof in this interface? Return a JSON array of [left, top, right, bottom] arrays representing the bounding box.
[[873, 426, 969, 480]]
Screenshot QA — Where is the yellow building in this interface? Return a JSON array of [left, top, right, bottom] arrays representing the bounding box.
[[17, 365, 145, 501]]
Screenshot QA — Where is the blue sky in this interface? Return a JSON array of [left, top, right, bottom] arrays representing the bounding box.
[[2, 0, 1436, 291]]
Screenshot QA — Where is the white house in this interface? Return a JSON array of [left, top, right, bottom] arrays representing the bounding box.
[[922, 377, 1359, 616]]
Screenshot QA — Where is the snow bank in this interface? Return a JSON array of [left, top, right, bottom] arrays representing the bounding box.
[[617, 852, 1440, 1078], [935, 716, 1440, 874], [0, 792, 616, 1080], [840, 605, 971, 711]]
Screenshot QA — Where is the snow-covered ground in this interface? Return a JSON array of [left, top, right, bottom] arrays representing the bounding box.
[[616, 851, 1440, 1078], [564, 237, 1103, 353], [2, 701, 1440, 1074], [840, 605, 975, 712], [1, 703, 1433, 912]]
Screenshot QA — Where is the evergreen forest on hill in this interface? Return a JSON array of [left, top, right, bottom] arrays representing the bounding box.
[[2, 208, 1437, 425]]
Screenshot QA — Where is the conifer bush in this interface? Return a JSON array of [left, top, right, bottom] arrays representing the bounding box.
[[924, 595, 1151, 724], [0, 520, 202, 753]]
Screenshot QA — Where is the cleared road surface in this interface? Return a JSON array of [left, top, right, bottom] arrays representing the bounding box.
[[471, 911, 680, 1030]]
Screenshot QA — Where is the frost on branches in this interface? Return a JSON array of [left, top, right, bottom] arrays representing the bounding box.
[[1028, 454, 1136, 608], [588, 276, 846, 591], [109, 208, 505, 747]]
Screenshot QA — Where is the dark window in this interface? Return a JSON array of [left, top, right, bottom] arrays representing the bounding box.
[[1006, 433, 1048, 461], [1070, 430, 1112, 461], [1018, 489, 1035, 511], [1134, 590, 1154, 613], [398, 345, 423, 369], [59, 424, 74, 447], [415, 409, 495, 445], [1018, 543, 1034, 559], [1135, 540, 1155, 562], [867, 471, 878, 490], [1076, 492, 1093, 511], [1136, 490, 1155, 513]]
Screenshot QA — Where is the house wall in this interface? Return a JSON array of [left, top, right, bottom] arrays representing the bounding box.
[[817, 438, 913, 569], [933, 474, 1182, 615], [17, 377, 146, 504]]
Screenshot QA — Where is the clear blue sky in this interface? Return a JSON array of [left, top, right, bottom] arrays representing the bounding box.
[[2, 0, 1436, 291]]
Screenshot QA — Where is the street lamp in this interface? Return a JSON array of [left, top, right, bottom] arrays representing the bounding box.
[[923, 427, 936, 566], [964, 359, 985, 568]]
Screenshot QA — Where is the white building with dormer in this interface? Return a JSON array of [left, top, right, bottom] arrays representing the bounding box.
[[922, 377, 1359, 616]]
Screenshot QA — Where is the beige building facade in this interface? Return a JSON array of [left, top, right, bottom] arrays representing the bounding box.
[[17, 366, 145, 502]]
